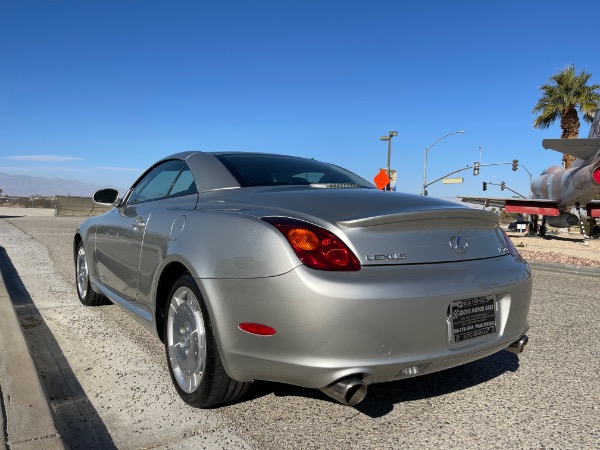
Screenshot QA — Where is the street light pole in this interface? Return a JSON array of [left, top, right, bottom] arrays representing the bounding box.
[[518, 164, 533, 198], [380, 130, 398, 190], [422, 130, 465, 196]]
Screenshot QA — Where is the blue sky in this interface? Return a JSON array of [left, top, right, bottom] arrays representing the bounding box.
[[2, 1, 600, 197]]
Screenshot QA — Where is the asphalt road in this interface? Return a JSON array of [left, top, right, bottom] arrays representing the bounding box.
[[1, 215, 599, 449]]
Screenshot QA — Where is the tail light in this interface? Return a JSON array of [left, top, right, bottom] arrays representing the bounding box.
[[262, 217, 361, 271]]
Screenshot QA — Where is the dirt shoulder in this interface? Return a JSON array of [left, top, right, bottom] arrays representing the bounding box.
[[0, 207, 55, 217], [507, 231, 600, 267]]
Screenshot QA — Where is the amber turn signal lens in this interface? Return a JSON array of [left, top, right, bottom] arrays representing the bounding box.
[[287, 228, 320, 250]]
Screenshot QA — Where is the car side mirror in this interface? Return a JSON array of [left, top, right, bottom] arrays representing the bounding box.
[[93, 188, 120, 205]]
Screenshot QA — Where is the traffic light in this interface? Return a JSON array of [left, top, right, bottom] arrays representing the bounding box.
[[512, 159, 518, 171], [482, 182, 487, 191], [473, 161, 480, 176], [501, 181, 506, 190]]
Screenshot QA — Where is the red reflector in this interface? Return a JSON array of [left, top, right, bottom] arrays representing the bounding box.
[[238, 323, 276, 336]]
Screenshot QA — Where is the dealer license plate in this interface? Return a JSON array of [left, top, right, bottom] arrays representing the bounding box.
[[449, 295, 497, 343]]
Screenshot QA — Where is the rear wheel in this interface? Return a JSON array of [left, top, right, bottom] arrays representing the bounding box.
[[165, 273, 250, 408], [75, 241, 109, 306]]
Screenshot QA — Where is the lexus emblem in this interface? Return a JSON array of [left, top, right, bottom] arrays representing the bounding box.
[[450, 235, 468, 254]]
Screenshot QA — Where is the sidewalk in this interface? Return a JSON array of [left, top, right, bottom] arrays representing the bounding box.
[[0, 254, 66, 449]]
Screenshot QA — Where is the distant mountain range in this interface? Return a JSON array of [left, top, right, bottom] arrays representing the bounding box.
[[0, 173, 495, 203], [0, 172, 118, 197]]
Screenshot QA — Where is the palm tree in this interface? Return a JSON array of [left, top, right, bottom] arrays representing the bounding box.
[[532, 66, 600, 168]]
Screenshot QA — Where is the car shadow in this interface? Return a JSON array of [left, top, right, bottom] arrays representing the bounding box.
[[238, 350, 520, 418]]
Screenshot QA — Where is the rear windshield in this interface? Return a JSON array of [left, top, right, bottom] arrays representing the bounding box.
[[214, 153, 375, 188]]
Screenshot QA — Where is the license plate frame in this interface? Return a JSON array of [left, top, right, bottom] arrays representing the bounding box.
[[449, 295, 497, 343]]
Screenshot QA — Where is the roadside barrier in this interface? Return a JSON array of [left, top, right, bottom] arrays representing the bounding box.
[[55, 196, 111, 217]]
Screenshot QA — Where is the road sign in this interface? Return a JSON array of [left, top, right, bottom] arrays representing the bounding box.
[[374, 169, 390, 190], [442, 178, 464, 184]]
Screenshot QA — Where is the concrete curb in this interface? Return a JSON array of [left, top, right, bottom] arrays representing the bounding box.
[[528, 260, 600, 276], [0, 271, 66, 449]]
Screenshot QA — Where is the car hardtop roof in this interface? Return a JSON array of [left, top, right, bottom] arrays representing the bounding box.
[[159, 150, 321, 162], [154, 151, 368, 192]]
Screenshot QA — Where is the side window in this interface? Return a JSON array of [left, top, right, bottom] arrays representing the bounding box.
[[127, 160, 185, 204], [168, 166, 197, 197]]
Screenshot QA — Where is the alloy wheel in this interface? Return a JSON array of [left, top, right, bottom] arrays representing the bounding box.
[[166, 286, 207, 393]]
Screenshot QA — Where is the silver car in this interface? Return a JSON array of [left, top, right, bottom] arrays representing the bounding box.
[[74, 151, 532, 407]]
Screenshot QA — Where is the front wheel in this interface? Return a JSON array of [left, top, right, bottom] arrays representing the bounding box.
[[75, 241, 109, 306], [165, 273, 250, 408]]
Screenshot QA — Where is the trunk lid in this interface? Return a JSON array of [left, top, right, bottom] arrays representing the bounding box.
[[338, 207, 508, 265]]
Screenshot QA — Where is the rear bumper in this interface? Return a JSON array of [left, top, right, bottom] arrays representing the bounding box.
[[199, 255, 532, 388]]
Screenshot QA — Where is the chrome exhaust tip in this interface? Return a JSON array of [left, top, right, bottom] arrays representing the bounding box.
[[506, 335, 529, 354], [320, 377, 367, 406]]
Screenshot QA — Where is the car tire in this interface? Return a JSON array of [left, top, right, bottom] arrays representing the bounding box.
[[165, 273, 250, 408], [75, 241, 110, 306]]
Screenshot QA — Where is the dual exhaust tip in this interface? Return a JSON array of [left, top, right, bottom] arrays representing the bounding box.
[[320, 376, 367, 406], [321, 334, 529, 406], [506, 335, 529, 354]]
